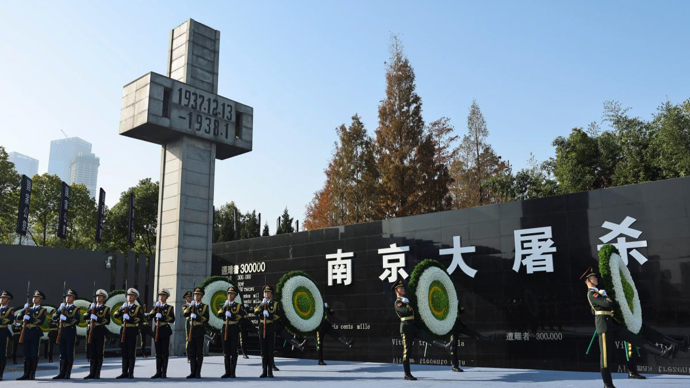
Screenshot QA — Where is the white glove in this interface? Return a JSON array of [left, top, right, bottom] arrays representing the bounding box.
[[324, 303, 329, 308], [155, 302, 161, 308], [23, 314, 30, 321], [225, 311, 232, 318], [262, 310, 269, 317], [401, 297, 409, 304], [90, 314, 98, 321], [261, 298, 267, 305], [599, 290, 608, 297], [156, 313, 162, 319], [89, 303, 95, 310], [59, 303, 66, 311], [123, 313, 130, 320], [243, 304, 248, 308], [224, 300, 230, 307], [15, 321, 22, 326], [191, 313, 197, 319], [60, 314, 67, 321], [24, 303, 30, 309]]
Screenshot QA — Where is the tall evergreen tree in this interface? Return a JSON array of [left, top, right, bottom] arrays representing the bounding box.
[[374, 35, 427, 218], [262, 223, 269, 237], [0, 146, 20, 244], [277, 207, 294, 234]]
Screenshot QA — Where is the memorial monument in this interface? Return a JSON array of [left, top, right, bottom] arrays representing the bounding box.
[[119, 19, 253, 355]]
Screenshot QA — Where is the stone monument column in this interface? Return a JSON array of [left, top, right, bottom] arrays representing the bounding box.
[[119, 19, 253, 356]]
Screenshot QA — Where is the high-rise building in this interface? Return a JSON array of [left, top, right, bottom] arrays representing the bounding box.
[[70, 152, 100, 198], [7, 152, 39, 177], [48, 137, 92, 182]]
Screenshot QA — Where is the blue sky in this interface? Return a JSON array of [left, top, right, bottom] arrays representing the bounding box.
[[1, 1, 688, 229]]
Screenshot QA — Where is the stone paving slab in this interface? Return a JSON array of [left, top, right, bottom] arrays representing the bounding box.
[[1, 356, 689, 387]]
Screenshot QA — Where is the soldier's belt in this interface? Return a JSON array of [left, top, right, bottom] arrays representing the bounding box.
[[25, 324, 39, 328], [63, 323, 77, 327], [400, 316, 414, 322], [224, 321, 239, 325], [0, 325, 6, 329], [157, 322, 170, 326], [260, 319, 273, 324], [191, 321, 205, 326], [595, 311, 614, 316], [123, 323, 138, 327]]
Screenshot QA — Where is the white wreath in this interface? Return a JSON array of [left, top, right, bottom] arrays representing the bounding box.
[[609, 252, 643, 333], [73, 299, 91, 337], [280, 275, 323, 333], [105, 293, 140, 336], [415, 266, 458, 336], [201, 280, 242, 331]]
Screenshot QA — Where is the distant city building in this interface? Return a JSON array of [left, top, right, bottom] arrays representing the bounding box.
[[48, 137, 92, 182], [48, 137, 100, 198], [70, 152, 100, 198], [7, 152, 39, 178]]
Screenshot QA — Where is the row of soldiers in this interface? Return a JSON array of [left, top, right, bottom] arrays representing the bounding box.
[[0, 284, 354, 380]]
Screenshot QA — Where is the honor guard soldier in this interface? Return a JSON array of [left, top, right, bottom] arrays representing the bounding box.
[[255, 285, 280, 378], [0, 291, 15, 380], [392, 279, 452, 381], [113, 288, 144, 379], [148, 288, 175, 379], [52, 288, 81, 380], [17, 290, 47, 381], [581, 267, 674, 388], [218, 286, 246, 378], [184, 287, 209, 379], [315, 301, 354, 365], [448, 301, 495, 372], [83, 289, 110, 379], [182, 290, 193, 361]]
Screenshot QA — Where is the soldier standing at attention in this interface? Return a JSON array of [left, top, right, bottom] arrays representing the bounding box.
[[184, 287, 209, 379], [0, 291, 15, 380], [113, 288, 144, 379], [83, 289, 110, 380], [52, 289, 81, 380], [148, 288, 175, 379], [392, 279, 452, 381], [581, 267, 674, 388], [217, 286, 246, 378], [255, 285, 277, 378], [16, 290, 47, 381]]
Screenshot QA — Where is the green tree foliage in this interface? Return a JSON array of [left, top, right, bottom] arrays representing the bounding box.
[[104, 178, 158, 256], [0, 146, 20, 243], [277, 207, 294, 234]]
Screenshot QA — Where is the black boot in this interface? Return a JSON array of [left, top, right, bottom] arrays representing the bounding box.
[[53, 359, 66, 379], [601, 367, 616, 388], [0, 359, 6, 380], [65, 359, 73, 379], [403, 359, 416, 380], [29, 358, 38, 380], [628, 371, 646, 379], [259, 357, 267, 378], [96, 359, 103, 379], [187, 358, 197, 378], [161, 358, 169, 378], [338, 337, 354, 348], [116, 359, 128, 379], [16, 360, 30, 380], [452, 366, 464, 372], [84, 360, 96, 379], [230, 356, 237, 378], [221, 356, 231, 378], [195, 357, 203, 378], [273, 361, 280, 371], [267, 360, 274, 378], [151, 357, 162, 379], [318, 359, 327, 365], [128, 359, 135, 379], [432, 339, 452, 354]]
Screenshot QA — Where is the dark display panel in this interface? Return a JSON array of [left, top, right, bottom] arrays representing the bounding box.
[[212, 177, 690, 374]]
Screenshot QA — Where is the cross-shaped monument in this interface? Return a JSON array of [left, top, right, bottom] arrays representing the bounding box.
[[119, 19, 253, 355]]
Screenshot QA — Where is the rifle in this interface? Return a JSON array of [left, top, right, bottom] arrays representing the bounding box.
[[263, 300, 267, 339], [154, 301, 161, 342], [188, 281, 196, 343], [121, 280, 129, 343], [224, 301, 230, 341], [87, 281, 96, 344], [56, 281, 66, 345], [18, 281, 30, 344]]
